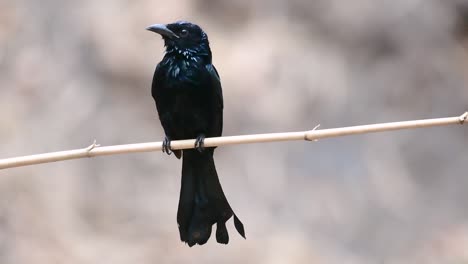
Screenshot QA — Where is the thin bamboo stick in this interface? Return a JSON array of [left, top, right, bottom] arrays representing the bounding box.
[[0, 112, 466, 170]]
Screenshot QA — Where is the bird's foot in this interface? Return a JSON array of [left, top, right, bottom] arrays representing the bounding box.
[[194, 134, 205, 153], [162, 136, 173, 155]]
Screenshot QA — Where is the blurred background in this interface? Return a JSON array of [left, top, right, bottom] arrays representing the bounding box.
[[0, 0, 468, 263]]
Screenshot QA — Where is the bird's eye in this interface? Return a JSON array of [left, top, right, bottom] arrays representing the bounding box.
[[179, 29, 189, 37]]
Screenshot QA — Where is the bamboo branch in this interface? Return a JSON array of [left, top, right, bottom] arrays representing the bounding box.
[[0, 112, 466, 170]]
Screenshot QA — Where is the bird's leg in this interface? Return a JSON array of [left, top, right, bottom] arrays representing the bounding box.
[[162, 136, 173, 155], [194, 134, 205, 153]]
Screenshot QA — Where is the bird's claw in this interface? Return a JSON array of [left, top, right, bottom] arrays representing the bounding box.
[[162, 136, 173, 155], [194, 134, 205, 153]]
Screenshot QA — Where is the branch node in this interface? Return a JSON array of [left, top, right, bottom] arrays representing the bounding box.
[[305, 124, 321, 142], [85, 140, 100, 157], [459, 112, 468, 124]]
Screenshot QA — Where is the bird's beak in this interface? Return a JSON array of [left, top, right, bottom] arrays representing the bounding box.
[[146, 24, 179, 39]]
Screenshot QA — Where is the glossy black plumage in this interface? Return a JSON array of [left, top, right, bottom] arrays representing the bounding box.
[[148, 21, 245, 246]]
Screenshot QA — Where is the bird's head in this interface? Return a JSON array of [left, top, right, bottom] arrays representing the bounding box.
[[146, 21, 211, 59]]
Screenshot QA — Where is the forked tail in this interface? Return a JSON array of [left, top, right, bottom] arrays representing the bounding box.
[[177, 149, 245, 246]]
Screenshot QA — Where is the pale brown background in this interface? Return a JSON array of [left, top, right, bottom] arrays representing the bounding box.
[[1, 0, 468, 263]]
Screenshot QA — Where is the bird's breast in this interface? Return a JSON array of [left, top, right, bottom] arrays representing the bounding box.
[[163, 58, 201, 82]]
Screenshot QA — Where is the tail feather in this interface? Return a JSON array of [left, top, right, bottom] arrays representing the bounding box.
[[216, 221, 229, 244], [234, 214, 246, 239], [177, 149, 245, 246]]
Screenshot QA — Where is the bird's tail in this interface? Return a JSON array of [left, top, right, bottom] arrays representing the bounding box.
[[177, 149, 245, 246]]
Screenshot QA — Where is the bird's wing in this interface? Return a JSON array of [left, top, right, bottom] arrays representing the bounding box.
[[152, 63, 165, 113], [152, 63, 174, 136], [206, 64, 223, 109], [205, 64, 224, 137]]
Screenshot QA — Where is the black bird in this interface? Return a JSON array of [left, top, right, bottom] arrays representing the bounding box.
[[147, 21, 245, 246]]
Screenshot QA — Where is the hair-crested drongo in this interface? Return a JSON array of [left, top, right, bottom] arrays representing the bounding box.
[[147, 21, 245, 247]]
